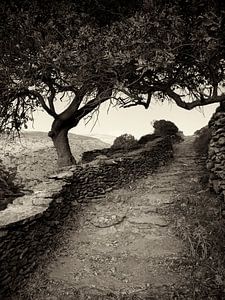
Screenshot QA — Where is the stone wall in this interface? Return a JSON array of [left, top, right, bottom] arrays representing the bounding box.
[[0, 137, 173, 298], [207, 107, 225, 197], [81, 136, 167, 163]]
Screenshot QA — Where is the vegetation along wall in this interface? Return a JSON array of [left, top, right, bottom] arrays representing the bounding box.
[[0, 137, 173, 298]]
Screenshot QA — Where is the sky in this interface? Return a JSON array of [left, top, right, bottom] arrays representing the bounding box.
[[26, 99, 218, 139]]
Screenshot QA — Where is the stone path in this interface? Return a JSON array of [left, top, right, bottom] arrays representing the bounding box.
[[21, 137, 201, 299]]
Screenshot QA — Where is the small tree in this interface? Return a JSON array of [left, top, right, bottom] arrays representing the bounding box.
[[153, 120, 179, 137], [111, 134, 137, 151]]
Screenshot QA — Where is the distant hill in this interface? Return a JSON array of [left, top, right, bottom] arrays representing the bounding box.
[[0, 131, 109, 154], [0, 131, 109, 189], [88, 134, 116, 145]]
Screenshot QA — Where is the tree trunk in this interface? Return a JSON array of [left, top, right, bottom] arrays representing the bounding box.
[[48, 120, 76, 167]]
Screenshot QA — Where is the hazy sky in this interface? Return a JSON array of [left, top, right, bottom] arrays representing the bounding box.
[[27, 99, 218, 138]]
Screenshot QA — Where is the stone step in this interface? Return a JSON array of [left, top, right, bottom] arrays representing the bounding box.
[[158, 171, 188, 176], [127, 213, 170, 227], [174, 155, 199, 159]]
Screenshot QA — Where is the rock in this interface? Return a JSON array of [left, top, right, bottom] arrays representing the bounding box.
[[91, 213, 126, 228], [208, 148, 215, 157], [206, 161, 214, 170], [95, 155, 108, 160], [48, 171, 74, 180], [212, 180, 223, 194], [0, 230, 8, 238], [213, 163, 224, 171], [101, 159, 117, 166], [218, 137, 225, 145], [32, 197, 52, 207], [33, 191, 53, 198], [215, 119, 225, 127]]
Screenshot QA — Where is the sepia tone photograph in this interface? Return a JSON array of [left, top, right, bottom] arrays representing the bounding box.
[[0, 0, 225, 299]]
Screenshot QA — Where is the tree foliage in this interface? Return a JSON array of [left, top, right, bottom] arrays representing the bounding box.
[[107, 0, 225, 111], [0, 1, 111, 131], [2, 0, 225, 135], [153, 120, 178, 137]]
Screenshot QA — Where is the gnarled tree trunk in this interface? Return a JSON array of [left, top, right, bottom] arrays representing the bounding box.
[[48, 119, 76, 167]]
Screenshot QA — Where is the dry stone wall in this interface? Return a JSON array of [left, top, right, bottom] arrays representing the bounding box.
[[207, 107, 225, 197], [0, 137, 173, 298]]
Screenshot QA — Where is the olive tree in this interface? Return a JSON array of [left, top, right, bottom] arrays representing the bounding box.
[[0, 1, 130, 166], [1, 0, 225, 167]]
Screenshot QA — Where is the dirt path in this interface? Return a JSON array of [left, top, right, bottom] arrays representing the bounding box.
[[21, 137, 201, 299]]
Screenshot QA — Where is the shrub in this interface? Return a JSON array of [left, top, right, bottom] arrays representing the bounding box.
[[0, 160, 22, 210], [153, 120, 178, 137], [138, 133, 161, 145], [111, 134, 138, 151], [193, 126, 211, 155]]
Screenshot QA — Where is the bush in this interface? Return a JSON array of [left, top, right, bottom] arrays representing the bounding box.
[[111, 134, 138, 151], [193, 126, 211, 155], [153, 120, 178, 137], [0, 160, 22, 210], [138, 133, 161, 145]]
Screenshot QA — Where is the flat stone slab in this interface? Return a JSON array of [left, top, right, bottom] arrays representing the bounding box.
[[33, 190, 54, 198], [48, 171, 74, 180], [0, 205, 46, 227], [0, 166, 71, 228], [128, 214, 169, 227], [13, 195, 34, 206], [132, 205, 159, 213], [32, 197, 53, 207], [134, 194, 166, 206], [35, 180, 63, 189], [12, 193, 53, 207], [90, 214, 126, 228]]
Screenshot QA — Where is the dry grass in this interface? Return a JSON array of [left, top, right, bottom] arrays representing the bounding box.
[[168, 162, 225, 299]]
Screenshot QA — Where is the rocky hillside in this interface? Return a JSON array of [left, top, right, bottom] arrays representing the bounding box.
[[0, 131, 109, 189]]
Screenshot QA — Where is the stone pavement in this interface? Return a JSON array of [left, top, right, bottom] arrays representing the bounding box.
[[20, 137, 200, 299]]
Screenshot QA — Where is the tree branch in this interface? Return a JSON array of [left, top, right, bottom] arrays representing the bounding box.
[[76, 88, 113, 120], [54, 82, 78, 94], [166, 88, 225, 110], [118, 88, 151, 109], [126, 69, 147, 88], [48, 86, 56, 115], [59, 85, 91, 121], [26, 89, 58, 117]]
